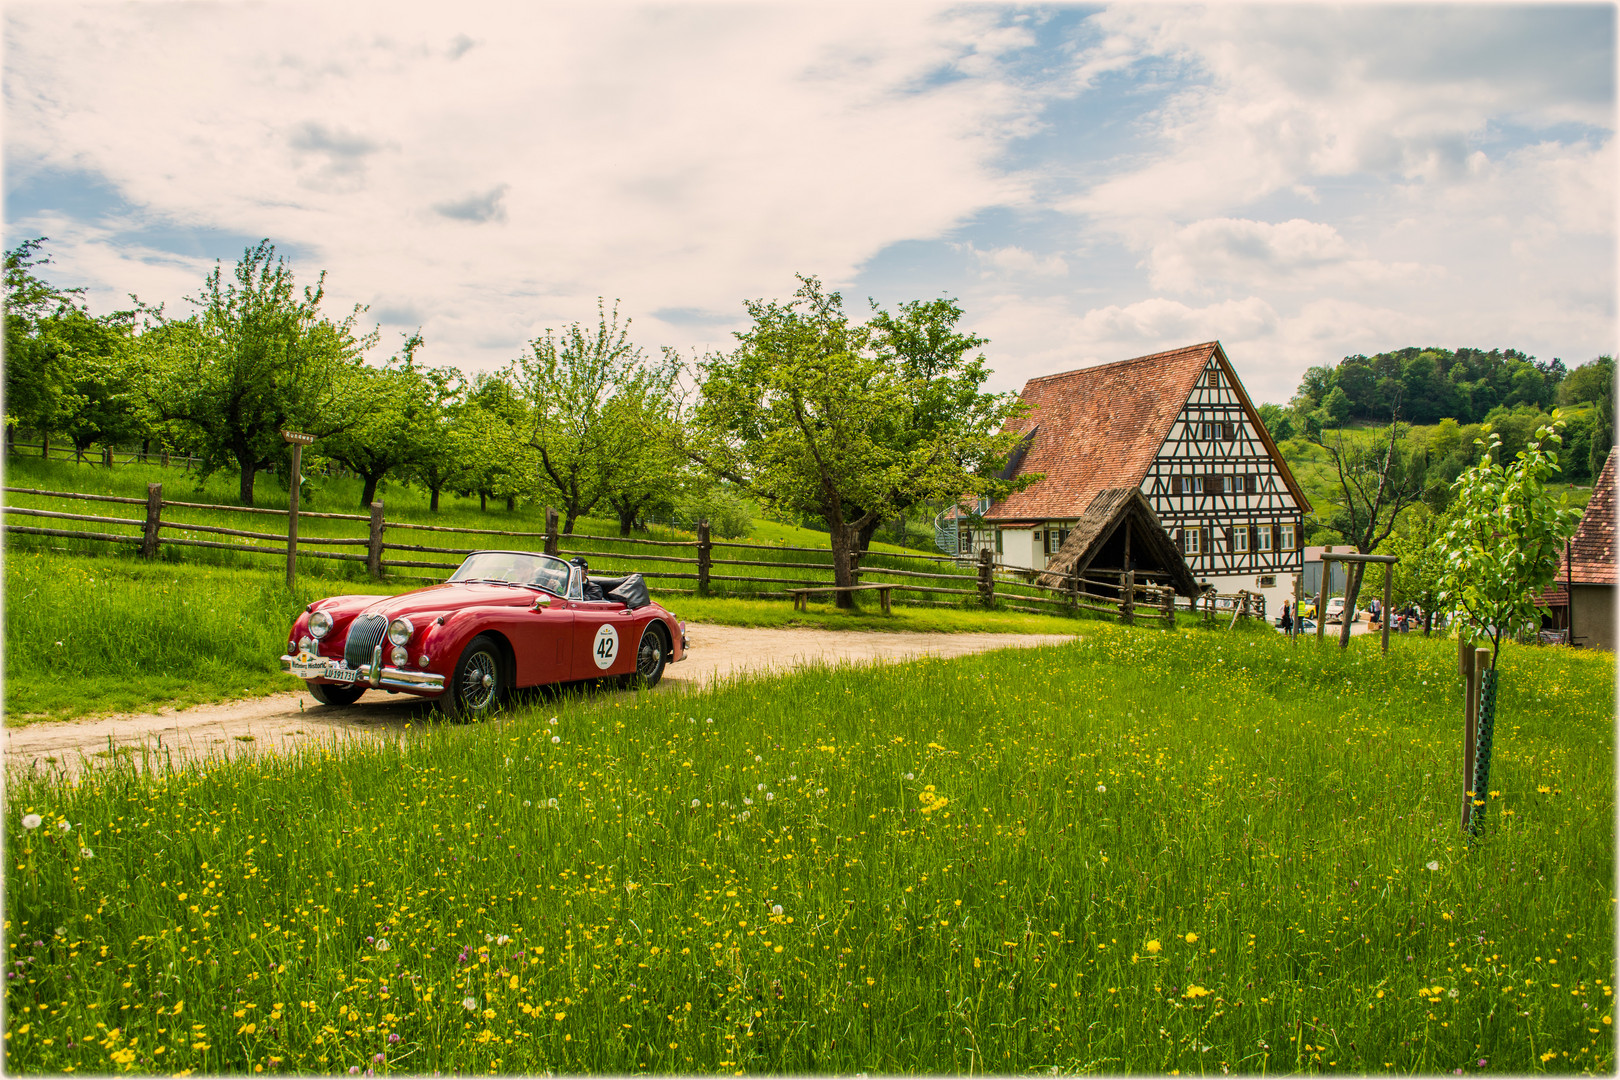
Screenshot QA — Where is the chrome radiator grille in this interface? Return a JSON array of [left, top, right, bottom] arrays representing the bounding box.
[[344, 613, 388, 669]]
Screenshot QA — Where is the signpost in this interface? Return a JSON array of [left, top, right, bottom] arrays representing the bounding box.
[[281, 430, 316, 589]]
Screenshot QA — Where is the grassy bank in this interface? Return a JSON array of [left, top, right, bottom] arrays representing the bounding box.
[[4, 628, 1611, 1074]]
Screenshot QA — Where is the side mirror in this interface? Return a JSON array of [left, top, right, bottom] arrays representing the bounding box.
[[533, 595, 552, 609]]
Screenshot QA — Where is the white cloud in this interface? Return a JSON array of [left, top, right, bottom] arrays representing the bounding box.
[[1148, 217, 1433, 293], [960, 243, 1068, 279], [4, 2, 1046, 370]]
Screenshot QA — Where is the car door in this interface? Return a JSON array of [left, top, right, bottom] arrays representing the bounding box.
[[507, 597, 575, 687], [571, 600, 639, 679]]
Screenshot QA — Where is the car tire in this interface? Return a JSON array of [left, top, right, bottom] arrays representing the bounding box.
[[438, 634, 506, 722], [308, 681, 366, 707], [620, 623, 667, 689]]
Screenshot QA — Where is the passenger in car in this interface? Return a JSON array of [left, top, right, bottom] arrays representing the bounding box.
[[571, 556, 607, 601]]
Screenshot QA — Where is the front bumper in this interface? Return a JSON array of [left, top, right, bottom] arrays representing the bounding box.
[[280, 654, 445, 694]]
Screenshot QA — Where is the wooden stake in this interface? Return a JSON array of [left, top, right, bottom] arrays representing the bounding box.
[[1461, 644, 1478, 832], [286, 442, 303, 589], [1380, 562, 1393, 654], [367, 501, 385, 579], [141, 483, 162, 559]]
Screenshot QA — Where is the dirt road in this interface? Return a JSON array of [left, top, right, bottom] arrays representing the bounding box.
[[5, 624, 1075, 775]]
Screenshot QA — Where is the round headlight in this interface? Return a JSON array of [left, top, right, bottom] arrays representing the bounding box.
[[387, 617, 415, 646], [308, 610, 333, 639], [390, 645, 409, 667]]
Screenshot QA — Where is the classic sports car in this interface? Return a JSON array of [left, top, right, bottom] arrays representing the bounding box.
[[281, 550, 687, 720]]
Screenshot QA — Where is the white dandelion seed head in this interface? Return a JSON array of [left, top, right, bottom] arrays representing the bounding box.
[[547, 798, 558, 808], [903, 773, 914, 781], [21, 814, 41, 830], [743, 797, 754, 806], [56, 820, 71, 833], [80, 847, 93, 859], [1447, 988, 1458, 998], [551, 735, 562, 744], [496, 935, 511, 946], [549, 717, 558, 726], [375, 939, 391, 952], [523, 800, 532, 808], [485, 933, 494, 943], [462, 996, 478, 1011], [1427, 861, 1440, 871], [816, 789, 827, 797], [757, 783, 766, 791], [53, 926, 66, 938], [740, 811, 750, 820], [754, 755, 762, 762], [772, 905, 783, 916], [691, 799, 701, 808], [1097, 784, 1107, 794], [705, 717, 713, 724], [765, 793, 774, 801], [788, 775, 796, 781]]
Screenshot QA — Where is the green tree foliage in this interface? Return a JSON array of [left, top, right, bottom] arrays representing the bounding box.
[[601, 382, 684, 536], [1256, 402, 1295, 441], [682, 276, 1032, 606], [510, 301, 666, 534], [134, 241, 375, 505], [1384, 511, 1450, 634], [403, 365, 477, 513], [1437, 418, 1582, 667], [459, 373, 533, 513], [673, 484, 754, 539], [321, 333, 441, 508], [1292, 346, 1566, 427]]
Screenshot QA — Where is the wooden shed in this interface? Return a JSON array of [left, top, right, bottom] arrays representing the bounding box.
[[1035, 487, 1200, 597]]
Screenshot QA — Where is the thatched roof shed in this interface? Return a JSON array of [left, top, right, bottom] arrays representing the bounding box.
[[1035, 487, 1200, 597]]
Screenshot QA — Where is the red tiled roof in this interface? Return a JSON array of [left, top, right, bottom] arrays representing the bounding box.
[[985, 341, 1310, 520], [986, 343, 1215, 521], [1564, 448, 1616, 586]]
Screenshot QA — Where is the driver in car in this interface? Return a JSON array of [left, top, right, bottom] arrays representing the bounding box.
[[571, 556, 607, 601]]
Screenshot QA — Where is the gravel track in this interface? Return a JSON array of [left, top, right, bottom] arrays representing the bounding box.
[[5, 624, 1075, 776]]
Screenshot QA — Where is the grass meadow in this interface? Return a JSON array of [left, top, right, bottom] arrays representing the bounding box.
[[2, 552, 1088, 723], [4, 626, 1612, 1074]]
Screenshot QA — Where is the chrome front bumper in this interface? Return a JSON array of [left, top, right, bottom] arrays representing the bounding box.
[[280, 654, 445, 694]]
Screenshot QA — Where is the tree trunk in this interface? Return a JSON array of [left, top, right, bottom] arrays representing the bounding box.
[[1338, 561, 1366, 649], [430, 486, 441, 512], [829, 522, 859, 609], [616, 502, 637, 537], [1423, 609, 1434, 636], [360, 472, 382, 509], [41, 432, 49, 458], [856, 517, 881, 552], [563, 510, 578, 535], [235, 449, 258, 505], [506, 495, 515, 512], [479, 490, 488, 512]]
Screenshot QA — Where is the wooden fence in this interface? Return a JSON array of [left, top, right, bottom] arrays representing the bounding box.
[[2, 483, 1277, 625]]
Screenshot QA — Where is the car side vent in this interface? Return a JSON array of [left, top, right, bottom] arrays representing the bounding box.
[[345, 613, 388, 668]]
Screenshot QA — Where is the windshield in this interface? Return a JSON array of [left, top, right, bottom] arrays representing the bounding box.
[[448, 551, 572, 596]]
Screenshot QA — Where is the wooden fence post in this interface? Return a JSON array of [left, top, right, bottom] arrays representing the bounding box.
[[1120, 569, 1135, 625], [1315, 561, 1327, 641], [140, 483, 162, 559], [544, 508, 560, 557], [160, 450, 168, 468], [977, 549, 994, 607], [102, 446, 112, 466], [1162, 586, 1174, 625], [367, 501, 385, 579], [40, 433, 48, 459], [697, 520, 712, 597]]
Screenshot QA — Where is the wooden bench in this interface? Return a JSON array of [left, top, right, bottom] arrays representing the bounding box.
[[789, 582, 895, 614]]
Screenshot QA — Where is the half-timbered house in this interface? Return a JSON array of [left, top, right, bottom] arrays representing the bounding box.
[[964, 341, 1310, 613]]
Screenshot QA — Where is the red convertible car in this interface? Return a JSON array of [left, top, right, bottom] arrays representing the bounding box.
[[281, 551, 687, 719]]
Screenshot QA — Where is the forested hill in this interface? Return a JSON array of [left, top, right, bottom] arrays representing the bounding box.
[[1269, 347, 1615, 487]]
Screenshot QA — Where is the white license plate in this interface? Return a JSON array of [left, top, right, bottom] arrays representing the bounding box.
[[292, 654, 358, 683]]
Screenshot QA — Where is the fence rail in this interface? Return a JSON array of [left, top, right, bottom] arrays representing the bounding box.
[[2, 482, 1273, 626]]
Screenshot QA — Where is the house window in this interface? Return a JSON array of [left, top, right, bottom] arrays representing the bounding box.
[[1207, 369, 1223, 388], [959, 527, 973, 554], [1203, 474, 1225, 495], [1046, 528, 1067, 555], [1280, 523, 1296, 550], [1256, 524, 1273, 551], [1259, 575, 1277, 589], [995, 530, 1003, 555], [1183, 527, 1202, 555], [1199, 421, 1217, 440], [1234, 526, 1249, 553]]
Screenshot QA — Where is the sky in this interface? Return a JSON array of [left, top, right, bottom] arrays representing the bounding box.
[[5, 2, 1615, 404]]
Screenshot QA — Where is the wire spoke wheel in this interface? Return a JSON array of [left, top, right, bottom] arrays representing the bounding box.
[[619, 624, 667, 689], [441, 635, 505, 722]]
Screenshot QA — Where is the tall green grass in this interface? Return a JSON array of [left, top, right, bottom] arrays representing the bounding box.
[[5, 628, 1611, 1074]]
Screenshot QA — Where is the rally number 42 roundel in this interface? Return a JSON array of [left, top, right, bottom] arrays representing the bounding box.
[[591, 623, 620, 670]]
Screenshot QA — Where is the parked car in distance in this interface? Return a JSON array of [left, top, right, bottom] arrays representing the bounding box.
[[1324, 597, 1347, 624], [282, 550, 687, 720]]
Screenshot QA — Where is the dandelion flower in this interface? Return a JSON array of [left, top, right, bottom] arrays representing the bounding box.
[[691, 799, 701, 809], [757, 783, 766, 791], [765, 793, 774, 801], [903, 773, 915, 781], [1096, 784, 1107, 794], [754, 755, 762, 762], [375, 939, 390, 952], [549, 717, 558, 725], [497, 935, 511, 945], [1427, 861, 1440, 872], [743, 797, 753, 806], [56, 820, 70, 833], [706, 717, 713, 724], [1184, 932, 1198, 944], [79, 847, 93, 860], [462, 997, 478, 1012], [1146, 940, 1161, 954], [772, 905, 783, 916], [523, 800, 532, 808], [547, 798, 558, 808], [21, 814, 41, 830], [552, 735, 561, 744], [740, 811, 751, 820]]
